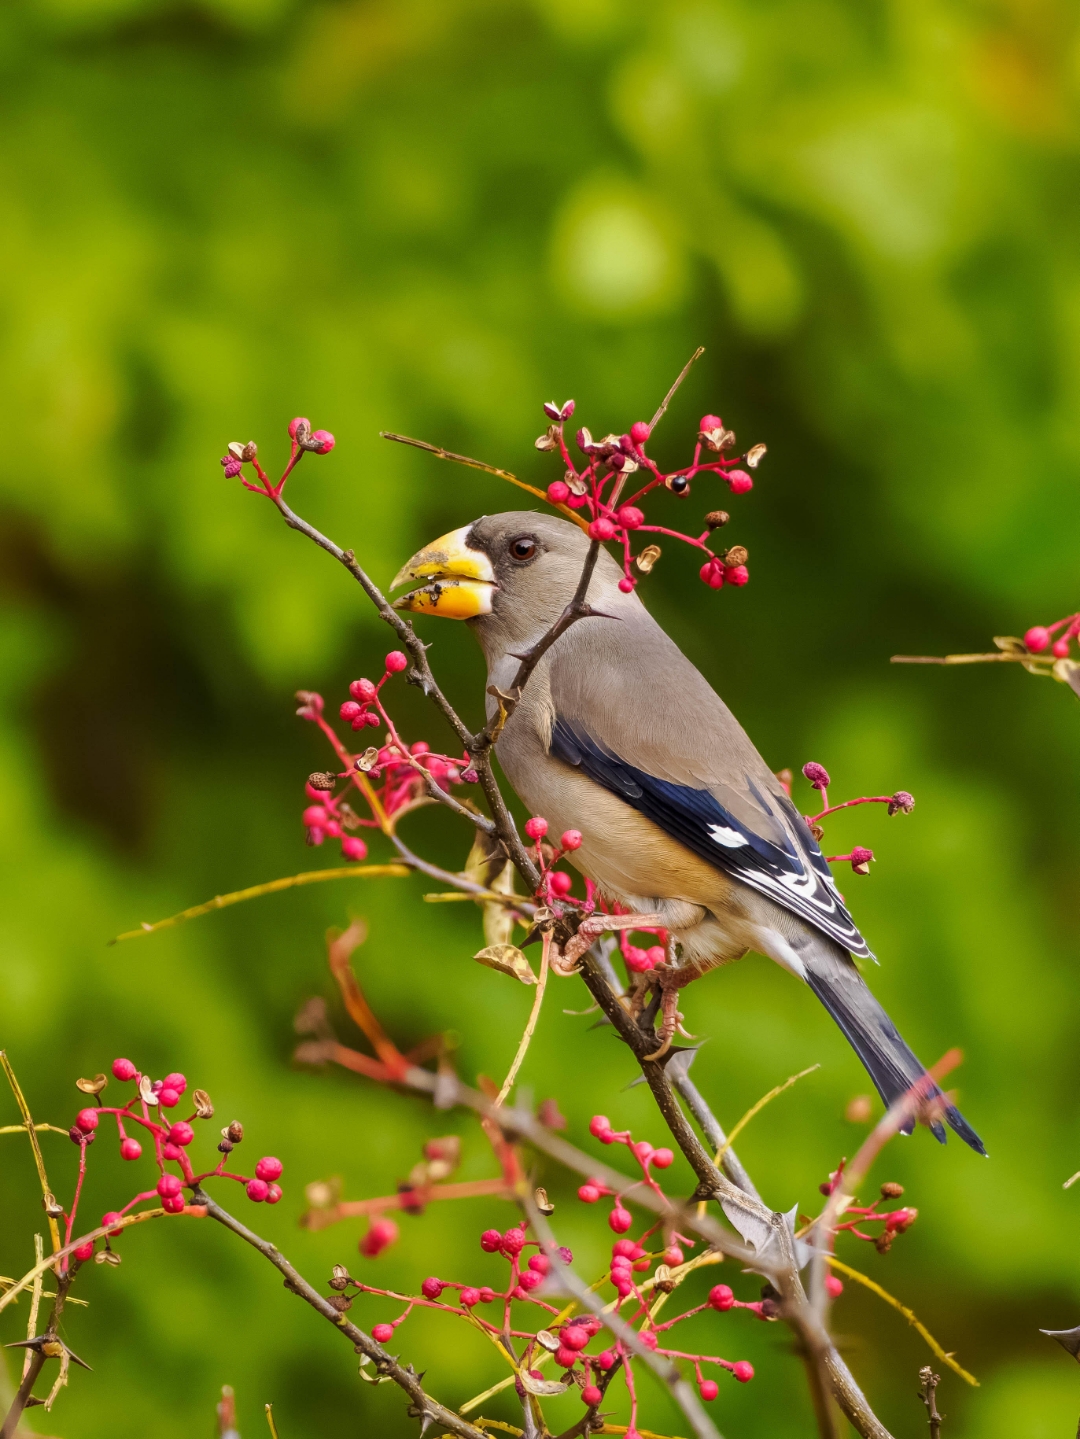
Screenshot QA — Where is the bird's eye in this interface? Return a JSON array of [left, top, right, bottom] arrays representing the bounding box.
[[509, 536, 537, 562]]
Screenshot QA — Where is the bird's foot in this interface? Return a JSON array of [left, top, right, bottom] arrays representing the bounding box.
[[643, 977, 684, 1062], [551, 911, 668, 976]]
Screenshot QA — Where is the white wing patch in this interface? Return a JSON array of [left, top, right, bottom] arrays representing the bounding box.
[[707, 824, 750, 848]]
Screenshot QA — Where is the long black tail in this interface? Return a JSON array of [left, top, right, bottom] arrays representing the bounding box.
[[803, 942, 986, 1156]]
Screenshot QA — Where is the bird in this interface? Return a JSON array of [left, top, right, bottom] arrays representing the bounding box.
[[391, 510, 985, 1154]]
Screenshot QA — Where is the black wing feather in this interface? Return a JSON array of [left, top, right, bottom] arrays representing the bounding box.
[[551, 717, 872, 959]]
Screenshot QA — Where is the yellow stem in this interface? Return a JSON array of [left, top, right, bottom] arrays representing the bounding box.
[[494, 934, 550, 1107], [110, 864, 409, 943], [826, 1255, 978, 1386], [0, 1207, 173, 1316], [696, 1064, 818, 1218], [1, 1052, 61, 1256]]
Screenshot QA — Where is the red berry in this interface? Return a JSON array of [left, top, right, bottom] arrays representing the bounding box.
[[246, 1179, 269, 1203], [1025, 626, 1051, 653], [589, 1115, 611, 1139], [618, 577, 635, 593], [350, 678, 377, 702], [340, 700, 362, 722], [75, 1108, 99, 1133], [163, 1072, 187, 1096], [699, 1379, 719, 1401], [560, 829, 582, 850], [157, 1174, 182, 1199], [614, 1278, 633, 1297], [264, 1183, 282, 1204], [639, 1330, 658, 1350], [524, 816, 548, 840], [158, 1087, 180, 1109], [501, 1226, 527, 1255], [611, 1240, 638, 1259], [168, 1122, 194, 1147], [112, 1058, 137, 1082], [646, 945, 666, 967], [700, 560, 724, 590], [724, 564, 749, 586], [700, 414, 722, 431], [630, 421, 650, 446], [825, 1274, 844, 1298], [732, 1361, 754, 1383], [1053, 638, 1070, 658], [102, 1211, 124, 1236], [727, 471, 753, 495], [420, 1276, 444, 1299], [548, 871, 572, 897], [478, 1287, 495, 1303], [528, 1254, 550, 1275], [708, 1284, 735, 1311], [120, 1137, 142, 1161], [162, 1195, 185, 1214], [518, 1269, 542, 1291], [589, 517, 617, 542], [341, 836, 368, 861], [547, 481, 571, 504], [255, 1156, 283, 1182], [631, 1140, 654, 1163], [617, 505, 644, 529], [480, 1228, 502, 1253], [582, 1385, 603, 1405], [624, 945, 653, 973], [652, 1148, 674, 1169], [460, 1287, 481, 1307], [311, 429, 335, 454], [384, 651, 408, 673], [288, 416, 311, 439], [663, 1245, 683, 1266], [555, 1346, 578, 1369], [561, 1325, 588, 1351], [609, 1205, 632, 1234], [597, 1349, 615, 1369], [372, 1323, 394, 1343], [578, 1184, 601, 1203], [365, 711, 380, 727], [303, 805, 329, 827], [74, 1241, 94, 1262], [324, 819, 342, 838], [162, 1143, 183, 1162], [359, 1218, 399, 1256]]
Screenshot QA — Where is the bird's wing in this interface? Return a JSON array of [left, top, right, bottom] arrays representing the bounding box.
[[544, 613, 873, 959]]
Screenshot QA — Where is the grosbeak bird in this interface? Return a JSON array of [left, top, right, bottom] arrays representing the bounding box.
[[392, 511, 984, 1153]]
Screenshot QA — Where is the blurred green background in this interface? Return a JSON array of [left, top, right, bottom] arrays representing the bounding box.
[[2, 0, 1079, 1434]]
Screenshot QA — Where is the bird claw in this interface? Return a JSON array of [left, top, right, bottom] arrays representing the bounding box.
[[550, 910, 667, 977], [643, 976, 683, 1062]]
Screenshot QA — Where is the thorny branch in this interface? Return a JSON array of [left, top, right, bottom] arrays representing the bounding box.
[[193, 1190, 490, 1439], [918, 1367, 943, 1438]]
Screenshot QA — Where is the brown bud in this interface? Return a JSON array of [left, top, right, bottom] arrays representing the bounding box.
[[845, 1094, 873, 1123], [534, 425, 559, 452], [745, 443, 767, 468], [810, 823, 825, 842], [653, 1263, 676, 1293], [307, 771, 337, 790], [874, 1233, 893, 1254], [241, 441, 258, 462], [225, 1121, 243, 1144], [704, 510, 730, 531], [217, 1137, 234, 1154], [329, 1264, 351, 1291], [96, 1249, 122, 1266], [326, 1293, 352, 1311], [76, 1073, 108, 1095], [534, 1186, 555, 1216], [635, 544, 662, 574], [43, 1197, 65, 1219], [337, 802, 362, 830], [567, 472, 589, 497], [880, 1181, 904, 1198], [355, 748, 380, 773], [192, 1089, 214, 1119], [227, 441, 246, 461], [722, 545, 749, 567]]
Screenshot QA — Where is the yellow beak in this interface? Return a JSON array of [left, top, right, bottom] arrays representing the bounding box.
[[390, 525, 496, 619]]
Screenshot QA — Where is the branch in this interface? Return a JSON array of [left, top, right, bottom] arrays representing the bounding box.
[[194, 1190, 490, 1439]]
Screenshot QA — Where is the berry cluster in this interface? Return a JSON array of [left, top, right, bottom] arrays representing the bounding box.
[[817, 1164, 917, 1255], [295, 653, 480, 859], [62, 1057, 282, 1270], [219, 417, 335, 498], [1025, 613, 1080, 660], [535, 400, 763, 594], [792, 762, 916, 877]]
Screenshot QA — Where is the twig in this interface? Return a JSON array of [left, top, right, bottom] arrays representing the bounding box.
[[669, 1069, 759, 1201], [1, 1055, 62, 1259], [917, 1367, 943, 1438], [495, 933, 551, 1105], [265, 1401, 281, 1438], [194, 1190, 489, 1439], [827, 1259, 977, 1386], [109, 865, 410, 944], [698, 1065, 819, 1214], [649, 348, 705, 433]]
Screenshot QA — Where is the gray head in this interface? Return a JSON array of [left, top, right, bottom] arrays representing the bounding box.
[[391, 510, 636, 656]]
